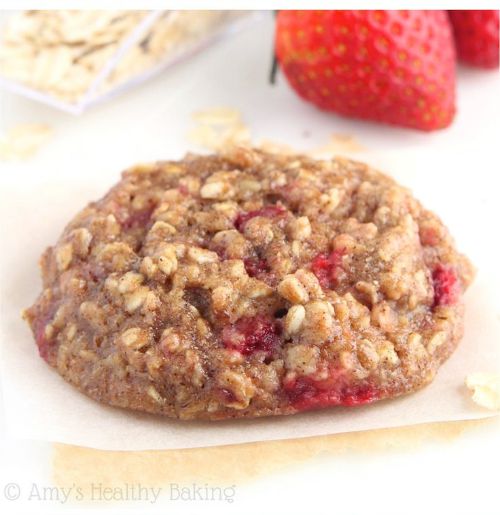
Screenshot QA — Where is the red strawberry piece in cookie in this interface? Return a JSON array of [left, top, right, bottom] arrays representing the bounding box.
[[311, 249, 345, 289], [243, 257, 270, 278], [222, 316, 282, 356], [432, 264, 460, 307], [284, 373, 379, 410], [32, 307, 57, 362]]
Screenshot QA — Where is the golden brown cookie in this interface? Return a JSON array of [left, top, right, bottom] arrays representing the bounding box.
[[24, 148, 474, 420]]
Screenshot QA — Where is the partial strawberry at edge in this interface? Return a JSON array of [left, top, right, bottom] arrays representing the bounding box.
[[449, 10, 499, 69], [275, 10, 456, 131]]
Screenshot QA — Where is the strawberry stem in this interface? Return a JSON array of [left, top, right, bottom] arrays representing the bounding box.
[[270, 10, 279, 84], [270, 54, 278, 84]]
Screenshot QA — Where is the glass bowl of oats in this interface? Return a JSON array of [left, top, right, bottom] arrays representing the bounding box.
[[0, 10, 252, 114]]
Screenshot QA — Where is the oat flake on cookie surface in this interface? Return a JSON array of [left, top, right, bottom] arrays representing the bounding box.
[[24, 147, 474, 420]]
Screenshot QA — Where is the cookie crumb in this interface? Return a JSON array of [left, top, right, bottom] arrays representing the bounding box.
[[193, 107, 242, 126], [465, 373, 500, 411], [0, 123, 53, 160], [188, 107, 250, 150], [310, 133, 366, 157], [258, 139, 295, 155]]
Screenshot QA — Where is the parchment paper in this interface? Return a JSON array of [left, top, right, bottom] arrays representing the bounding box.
[[0, 150, 499, 451]]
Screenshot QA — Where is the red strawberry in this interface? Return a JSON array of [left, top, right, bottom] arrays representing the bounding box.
[[449, 10, 499, 69], [275, 10, 456, 131], [432, 265, 459, 307], [222, 316, 281, 356]]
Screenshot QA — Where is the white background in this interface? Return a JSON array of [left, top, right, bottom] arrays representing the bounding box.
[[1, 9, 499, 515]]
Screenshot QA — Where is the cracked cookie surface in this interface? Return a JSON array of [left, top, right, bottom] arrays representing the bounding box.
[[24, 147, 474, 420]]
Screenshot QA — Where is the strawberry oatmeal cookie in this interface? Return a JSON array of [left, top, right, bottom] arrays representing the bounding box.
[[24, 148, 474, 420]]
